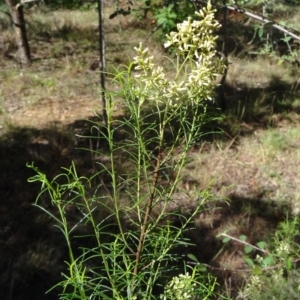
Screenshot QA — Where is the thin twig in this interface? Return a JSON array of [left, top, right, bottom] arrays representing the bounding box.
[[191, 0, 300, 42], [226, 5, 300, 42], [133, 151, 162, 276], [220, 232, 269, 254], [144, 24, 161, 43], [187, 257, 300, 273]]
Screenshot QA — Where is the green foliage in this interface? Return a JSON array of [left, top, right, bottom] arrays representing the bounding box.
[[154, 4, 177, 33], [228, 0, 300, 65], [149, 0, 195, 36], [160, 266, 218, 300], [27, 3, 226, 299], [250, 23, 300, 65], [219, 217, 300, 300], [234, 0, 271, 8]]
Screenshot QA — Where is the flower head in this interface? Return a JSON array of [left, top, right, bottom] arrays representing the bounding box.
[[161, 272, 196, 300], [132, 0, 225, 107]]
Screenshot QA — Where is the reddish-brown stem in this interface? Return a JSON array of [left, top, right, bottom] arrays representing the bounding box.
[[133, 151, 162, 277]]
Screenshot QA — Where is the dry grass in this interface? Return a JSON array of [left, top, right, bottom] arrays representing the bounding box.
[[226, 56, 300, 89], [0, 4, 163, 130], [180, 118, 300, 213]]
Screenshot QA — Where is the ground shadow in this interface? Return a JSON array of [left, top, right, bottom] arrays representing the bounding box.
[[0, 108, 295, 299], [0, 122, 101, 300]]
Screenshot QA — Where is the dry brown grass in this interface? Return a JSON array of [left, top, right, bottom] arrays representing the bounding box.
[[226, 56, 300, 89], [0, 4, 163, 131], [179, 116, 300, 215]]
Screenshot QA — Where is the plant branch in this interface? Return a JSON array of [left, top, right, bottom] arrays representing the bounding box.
[[188, 257, 300, 273], [226, 4, 300, 42], [191, 0, 300, 42], [220, 232, 269, 254], [133, 150, 162, 276]]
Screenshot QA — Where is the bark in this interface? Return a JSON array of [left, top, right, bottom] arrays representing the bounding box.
[[97, 0, 107, 126], [5, 0, 31, 65]]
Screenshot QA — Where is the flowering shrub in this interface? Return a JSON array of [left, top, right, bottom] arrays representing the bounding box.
[[28, 2, 226, 299], [132, 1, 225, 107]]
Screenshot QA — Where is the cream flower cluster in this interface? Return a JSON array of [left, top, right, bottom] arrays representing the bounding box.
[[241, 275, 262, 299], [164, 1, 220, 59], [160, 272, 196, 300], [276, 241, 291, 256], [132, 0, 225, 107]]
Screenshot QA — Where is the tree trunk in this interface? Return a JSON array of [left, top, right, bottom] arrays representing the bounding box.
[[5, 0, 31, 65], [97, 0, 107, 126]]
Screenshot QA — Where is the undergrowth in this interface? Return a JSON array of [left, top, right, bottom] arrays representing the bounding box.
[[28, 2, 226, 299], [26, 1, 300, 299]]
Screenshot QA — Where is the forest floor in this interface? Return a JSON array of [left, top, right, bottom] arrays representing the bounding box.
[[1, 2, 300, 299]]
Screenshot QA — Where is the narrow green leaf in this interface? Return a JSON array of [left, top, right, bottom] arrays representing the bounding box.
[[197, 264, 207, 272], [258, 27, 264, 38], [285, 258, 292, 271], [222, 237, 231, 243], [239, 235, 247, 242], [187, 253, 199, 263], [244, 245, 254, 254]]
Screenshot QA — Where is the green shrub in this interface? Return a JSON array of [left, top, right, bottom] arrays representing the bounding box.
[[220, 217, 300, 300], [28, 2, 226, 299]]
